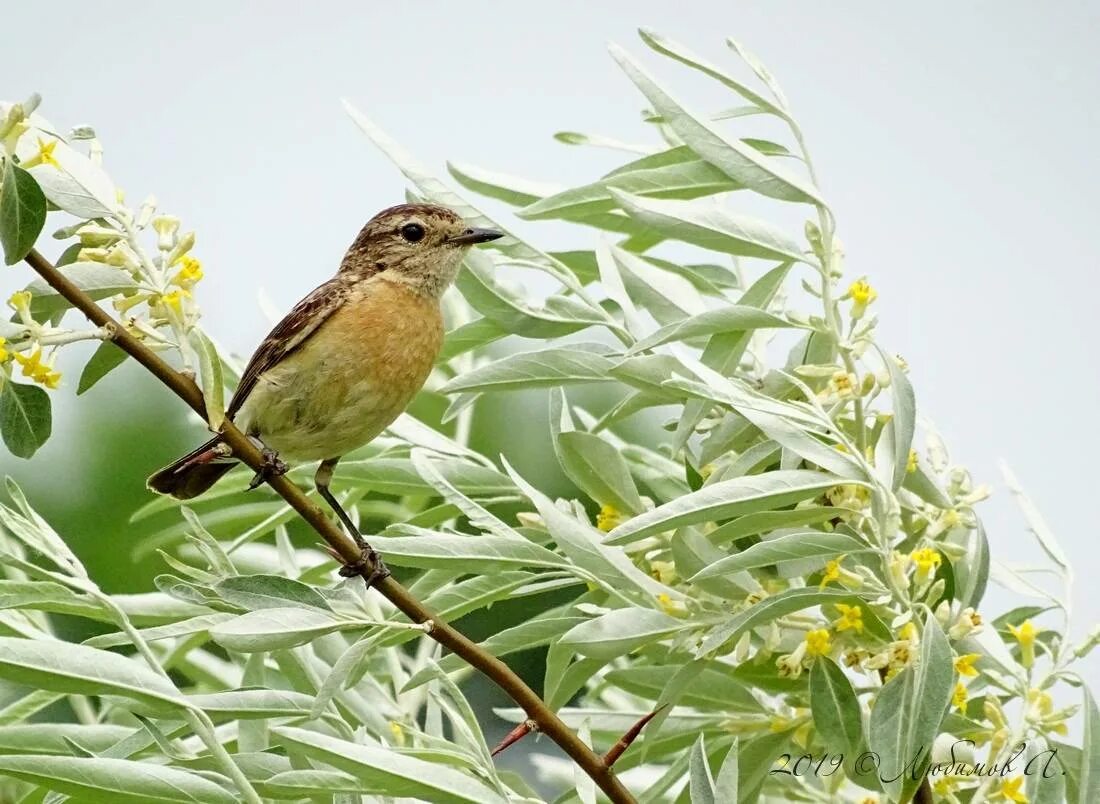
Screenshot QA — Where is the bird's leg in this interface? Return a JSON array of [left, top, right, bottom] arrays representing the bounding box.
[[315, 457, 390, 587], [245, 435, 289, 491]]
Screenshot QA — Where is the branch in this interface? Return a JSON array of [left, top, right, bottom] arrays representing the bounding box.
[[23, 248, 635, 804]]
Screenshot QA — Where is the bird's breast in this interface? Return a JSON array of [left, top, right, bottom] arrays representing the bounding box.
[[237, 279, 443, 461]]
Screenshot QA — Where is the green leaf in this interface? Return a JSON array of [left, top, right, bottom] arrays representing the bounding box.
[[369, 528, 564, 571], [274, 726, 506, 804], [628, 305, 799, 354], [337, 456, 513, 497], [0, 637, 183, 709], [953, 519, 990, 611], [190, 329, 225, 430], [1081, 687, 1100, 804], [438, 344, 616, 394], [609, 44, 823, 205], [809, 657, 863, 755], [868, 612, 954, 802], [606, 664, 761, 712], [0, 380, 51, 458], [1002, 464, 1069, 571], [560, 608, 683, 660], [611, 190, 805, 262], [77, 340, 128, 395], [557, 431, 644, 514], [638, 29, 788, 119], [446, 161, 549, 206], [183, 689, 317, 721], [456, 250, 607, 339], [25, 262, 137, 315], [83, 613, 235, 649], [439, 316, 508, 361], [714, 739, 740, 803], [519, 145, 739, 222], [0, 161, 47, 265], [695, 588, 865, 657], [210, 607, 347, 652], [0, 754, 238, 803], [879, 347, 915, 490], [0, 724, 133, 755], [691, 531, 869, 580], [605, 470, 850, 545], [689, 734, 717, 804], [504, 458, 675, 601], [674, 263, 791, 446], [214, 574, 332, 612]]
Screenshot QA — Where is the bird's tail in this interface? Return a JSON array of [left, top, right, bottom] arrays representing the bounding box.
[[147, 436, 237, 499]]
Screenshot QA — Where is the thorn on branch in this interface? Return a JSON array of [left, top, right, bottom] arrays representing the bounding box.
[[603, 705, 666, 768], [491, 719, 538, 757]]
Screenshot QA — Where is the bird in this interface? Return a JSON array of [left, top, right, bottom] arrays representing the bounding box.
[[147, 203, 503, 582]]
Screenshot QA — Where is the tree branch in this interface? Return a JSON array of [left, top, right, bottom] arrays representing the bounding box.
[[23, 248, 634, 804]]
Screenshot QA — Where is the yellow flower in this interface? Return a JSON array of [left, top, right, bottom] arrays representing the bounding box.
[[7, 291, 32, 315], [388, 720, 406, 747], [12, 348, 62, 389], [906, 449, 918, 473], [996, 776, 1027, 803], [910, 547, 941, 573], [828, 370, 857, 400], [1008, 620, 1038, 668], [833, 603, 863, 633], [656, 593, 686, 617], [171, 255, 204, 288], [898, 621, 919, 643], [0, 337, 8, 363], [804, 628, 831, 657], [849, 279, 877, 305], [848, 279, 878, 318], [954, 653, 980, 677], [952, 681, 968, 713], [36, 137, 59, 168], [596, 504, 624, 532], [649, 559, 677, 585], [157, 289, 191, 315], [819, 556, 843, 589]]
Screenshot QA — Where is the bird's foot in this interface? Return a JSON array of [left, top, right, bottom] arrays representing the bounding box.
[[338, 540, 390, 589], [247, 447, 289, 491]]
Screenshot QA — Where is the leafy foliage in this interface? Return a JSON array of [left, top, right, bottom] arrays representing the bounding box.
[[0, 28, 1096, 804]]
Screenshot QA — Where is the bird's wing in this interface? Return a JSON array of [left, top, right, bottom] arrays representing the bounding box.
[[226, 276, 351, 419]]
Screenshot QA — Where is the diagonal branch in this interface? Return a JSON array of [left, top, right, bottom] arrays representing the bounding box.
[[23, 248, 634, 804]]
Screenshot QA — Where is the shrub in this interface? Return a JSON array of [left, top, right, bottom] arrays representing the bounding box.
[[0, 28, 1095, 804]]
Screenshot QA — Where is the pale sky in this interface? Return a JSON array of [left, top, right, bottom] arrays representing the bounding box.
[[6, 2, 1098, 685]]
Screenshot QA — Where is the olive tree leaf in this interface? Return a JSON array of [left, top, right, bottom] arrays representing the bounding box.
[[0, 160, 47, 265], [0, 755, 238, 803], [439, 344, 617, 394], [691, 531, 869, 580], [868, 612, 954, 802], [560, 608, 683, 660], [0, 637, 183, 710], [689, 734, 717, 804], [0, 381, 51, 459], [605, 470, 852, 545], [273, 726, 506, 804], [25, 262, 137, 315], [1080, 687, 1100, 804], [809, 657, 863, 755], [611, 190, 805, 262], [190, 329, 225, 430], [77, 340, 128, 395], [609, 44, 823, 205], [210, 607, 348, 652]]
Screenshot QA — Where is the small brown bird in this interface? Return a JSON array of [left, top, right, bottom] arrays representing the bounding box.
[[148, 203, 503, 579]]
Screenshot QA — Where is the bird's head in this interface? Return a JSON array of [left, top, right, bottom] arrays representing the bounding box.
[[341, 203, 503, 297]]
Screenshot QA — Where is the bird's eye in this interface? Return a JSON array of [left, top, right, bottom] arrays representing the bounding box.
[[400, 223, 425, 243]]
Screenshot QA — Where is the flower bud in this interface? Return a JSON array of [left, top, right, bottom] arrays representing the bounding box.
[[151, 215, 180, 250], [137, 195, 157, 229]]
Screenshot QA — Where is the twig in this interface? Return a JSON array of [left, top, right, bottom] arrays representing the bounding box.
[[23, 248, 635, 804], [491, 720, 536, 757], [603, 705, 665, 768]]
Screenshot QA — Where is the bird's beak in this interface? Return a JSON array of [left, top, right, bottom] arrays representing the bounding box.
[[448, 227, 505, 246]]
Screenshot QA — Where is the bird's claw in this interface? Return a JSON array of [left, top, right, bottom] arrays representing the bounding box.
[[247, 447, 288, 491]]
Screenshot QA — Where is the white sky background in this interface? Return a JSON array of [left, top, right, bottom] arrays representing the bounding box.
[[6, 2, 1098, 686]]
